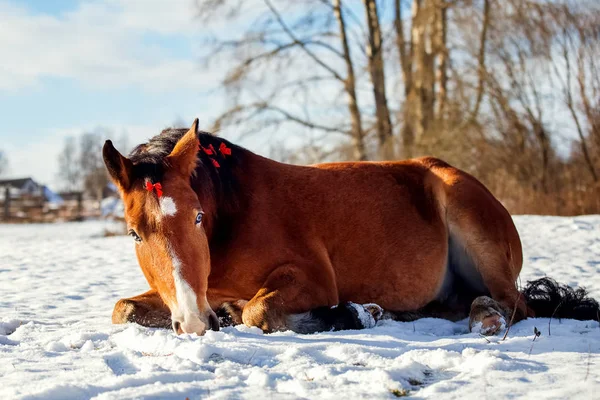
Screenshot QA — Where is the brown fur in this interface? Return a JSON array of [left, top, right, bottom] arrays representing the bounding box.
[[104, 120, 531, 335]]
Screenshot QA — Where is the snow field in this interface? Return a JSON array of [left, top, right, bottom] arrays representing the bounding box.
[[1, 216, 599, 399]]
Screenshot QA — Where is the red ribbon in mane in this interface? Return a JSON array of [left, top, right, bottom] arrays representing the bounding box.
[[198, 140, 230, 169], [145, 181, 163, 198], [199, 142, 216, 156], [219, 143, 231, 156]]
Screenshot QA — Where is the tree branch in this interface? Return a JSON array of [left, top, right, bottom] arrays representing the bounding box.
[[264, 0, 346, 82]]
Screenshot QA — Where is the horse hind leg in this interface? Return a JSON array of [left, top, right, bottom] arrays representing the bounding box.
[[447, 215, 531, 335], [383, 230, 497, 327], [444, 233, 513, 334], [445, 231, 531, 336]]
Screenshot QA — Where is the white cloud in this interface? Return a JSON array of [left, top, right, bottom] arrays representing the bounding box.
[[0, 0, 213, 91], [1, 122, 161, 189]]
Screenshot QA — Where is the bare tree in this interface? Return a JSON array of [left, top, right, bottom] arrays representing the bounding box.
[[469, 0, 490, 123], [395, 0, 449, 157], [197, 0, 376, 160], [333, 0, 367, 160], [434, 0, 448, 117], [80, 132, 109, 202], [57, 136, 81, 191], [364, 0, 394, 159]]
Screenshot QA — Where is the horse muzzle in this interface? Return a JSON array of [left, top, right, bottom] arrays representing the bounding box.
[[172, 310, 220, 335]]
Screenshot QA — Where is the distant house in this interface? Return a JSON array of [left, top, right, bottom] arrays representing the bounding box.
[[0, 177, 122, 222], [0, 177, 39, 198], [0, 177, 64, 221], [0, 178, 63, 204]]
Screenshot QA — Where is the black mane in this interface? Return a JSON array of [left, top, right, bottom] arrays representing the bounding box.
[[128, 127, 244, 212]]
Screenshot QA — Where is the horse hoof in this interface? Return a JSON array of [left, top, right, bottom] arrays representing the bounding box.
[[470, 312, 506, 336], [469, 296, 508, 336], [362, 303, 384, 321], [347, 302, 383, 329], [112, 299, 137, 324]]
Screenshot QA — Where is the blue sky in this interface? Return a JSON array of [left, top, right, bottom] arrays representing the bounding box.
[[0, 0, 234, 189]]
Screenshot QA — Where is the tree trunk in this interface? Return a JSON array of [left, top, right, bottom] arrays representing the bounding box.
[[434, 0, 448, 118], [470, 0, 490, 121], [3, 186, 9, 221], [334, 0, 367, 161], [364, 0, 394, 160], [395, 0, 415, 158], [533, 120, 551, 194], [395, 0, 412, 98], [404, 0, 439, 149], [400, 0, 454, 154]]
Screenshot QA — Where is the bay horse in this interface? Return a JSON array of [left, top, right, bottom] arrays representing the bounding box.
[[103, 119, 599, 336]]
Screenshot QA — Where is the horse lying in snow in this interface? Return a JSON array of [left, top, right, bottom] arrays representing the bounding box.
[[103, 119, 600, 336]]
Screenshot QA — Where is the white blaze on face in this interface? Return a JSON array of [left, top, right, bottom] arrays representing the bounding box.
[[160, 196, 177, 217], [169, 249, 208, 334], [170, 252, 200, 317]]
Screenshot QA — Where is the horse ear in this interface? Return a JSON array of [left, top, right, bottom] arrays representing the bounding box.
[[167, 118, 199, 177], [103, 140, 133, 191]]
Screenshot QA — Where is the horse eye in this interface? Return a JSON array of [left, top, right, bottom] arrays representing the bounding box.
[[195, 212, 204, 225], [128, 229, 142, 242]]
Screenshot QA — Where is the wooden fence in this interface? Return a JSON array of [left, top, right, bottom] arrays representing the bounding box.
[[1, 188, 95, 223]]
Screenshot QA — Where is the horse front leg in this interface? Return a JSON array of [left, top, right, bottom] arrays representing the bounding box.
[[112, 289, 171, 329], [240, 264, 382, 334]]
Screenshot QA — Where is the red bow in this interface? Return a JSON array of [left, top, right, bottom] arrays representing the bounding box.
[[219, 143, 231, 156], [198, 140, 230, 169], [199, 142, 216, 156], [145, 181, 163, 198]]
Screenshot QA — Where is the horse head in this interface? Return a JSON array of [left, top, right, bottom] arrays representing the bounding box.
[[103, 119, 219, 335]]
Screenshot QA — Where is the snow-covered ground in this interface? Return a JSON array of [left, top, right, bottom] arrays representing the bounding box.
[[1, 216, 599, 399]]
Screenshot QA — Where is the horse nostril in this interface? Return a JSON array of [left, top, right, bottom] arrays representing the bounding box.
[[172, 320, 181, 334]]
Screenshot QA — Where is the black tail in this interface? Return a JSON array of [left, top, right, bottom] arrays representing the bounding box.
[[522, 277, 600, 321]]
